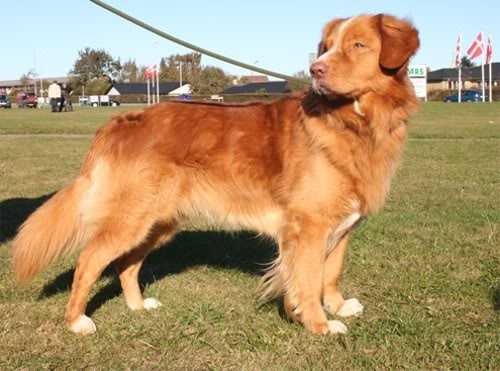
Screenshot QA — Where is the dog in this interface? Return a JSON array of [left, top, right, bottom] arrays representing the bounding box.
[[12, 14, 419, 335]]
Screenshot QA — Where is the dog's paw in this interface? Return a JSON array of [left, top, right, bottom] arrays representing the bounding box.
[[143, 297, 162, 310], [69, 315, 96, 335], [336, 298, 364, 318], [327, 320, 348, 334], [322, 292, 344, 316]]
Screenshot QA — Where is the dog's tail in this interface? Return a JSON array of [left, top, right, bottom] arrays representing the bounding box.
[[11, 177, 90, 283]]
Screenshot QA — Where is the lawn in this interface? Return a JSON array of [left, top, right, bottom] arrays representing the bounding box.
[[0, 103, 499, 369], [0, 106, 131, 135]]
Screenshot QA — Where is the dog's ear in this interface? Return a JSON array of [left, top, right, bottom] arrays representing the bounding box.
[[377, 14, 419, 70]]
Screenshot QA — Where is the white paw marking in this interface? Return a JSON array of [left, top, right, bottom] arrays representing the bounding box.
[[327, 320, 348, 334], [69, 315, 96, 335], [336, 298, 364, 317], [143, 297, 162, 310]]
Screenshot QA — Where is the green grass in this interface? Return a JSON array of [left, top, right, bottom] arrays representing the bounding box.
[[0, 106, 133, 135], [0, 103, 499, 369], [408, 102, 500, 139]]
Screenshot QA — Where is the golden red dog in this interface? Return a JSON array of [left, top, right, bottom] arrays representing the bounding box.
[[12, 14, 419, 335]]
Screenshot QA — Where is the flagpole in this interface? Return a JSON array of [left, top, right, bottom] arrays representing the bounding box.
[[151, 73, 156, 104], [489, 35, 493, 103], [147, 77, 150, 105], [458, 66, 462, 103], [489, 58, 493, 103], [458, 34, 462, 103], [481, 33, 485, 102], [156, 67, 160, 103]]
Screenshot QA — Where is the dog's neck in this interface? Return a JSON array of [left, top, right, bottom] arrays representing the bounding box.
[[299, 89, 417, 151], [300, 91, 359, 119]]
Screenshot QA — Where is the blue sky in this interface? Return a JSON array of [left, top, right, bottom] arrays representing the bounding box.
[[1, 0, 498, 80]]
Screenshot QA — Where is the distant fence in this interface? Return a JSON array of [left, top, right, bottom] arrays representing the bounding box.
[[106, 93, 293, 105]]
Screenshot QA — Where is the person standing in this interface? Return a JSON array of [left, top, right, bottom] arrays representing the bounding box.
[[59, 84, 66, 112], [48, 81, 61, 112], [61, 84, 73, 112]]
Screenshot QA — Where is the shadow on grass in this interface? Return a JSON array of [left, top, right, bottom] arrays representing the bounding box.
[[1, 193, 278, 315], [492, 287, 500, 311], [40, 231, 278, 316], [0, 193, 54, 243]]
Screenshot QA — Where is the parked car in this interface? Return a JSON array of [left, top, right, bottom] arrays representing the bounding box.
[[16, 92, 38, 108], [209, 94, 222, 102], [88, 95, 120, 107], [443, 90, 483, 103], [78, 96, 89, 106], [0, 95, 12, 108]]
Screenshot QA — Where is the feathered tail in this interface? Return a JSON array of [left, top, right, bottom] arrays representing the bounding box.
[[11, 177, 89, 283]]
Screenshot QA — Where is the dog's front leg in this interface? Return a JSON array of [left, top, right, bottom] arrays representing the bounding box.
[[280, 214, 346, 335], [322, 233, 350, 314], [323, 232, 364, 319]]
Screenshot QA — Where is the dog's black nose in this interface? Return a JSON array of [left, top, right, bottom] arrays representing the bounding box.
[[310, 62, 327, 79]]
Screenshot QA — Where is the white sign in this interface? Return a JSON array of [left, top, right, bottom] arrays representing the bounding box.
[[408, 65, 427, 101]]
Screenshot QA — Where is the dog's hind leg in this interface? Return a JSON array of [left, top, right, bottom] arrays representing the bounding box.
[[114, 221, 177, 311], [65, 215, 161, 335], [322, 233, 363, 318]]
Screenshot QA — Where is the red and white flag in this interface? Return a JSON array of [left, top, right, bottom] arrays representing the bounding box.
[[467, 32, 483, 60], [455, 35, 462, 67], [144, 65, 157, 79], [486, 35, 493, 64]]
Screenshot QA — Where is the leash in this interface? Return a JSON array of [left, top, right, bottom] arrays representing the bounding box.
[[89, 0, 311, 86]]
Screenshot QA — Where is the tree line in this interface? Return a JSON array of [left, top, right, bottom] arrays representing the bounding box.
[[17, 47, 311, 97], [68, 47, 232, 95]]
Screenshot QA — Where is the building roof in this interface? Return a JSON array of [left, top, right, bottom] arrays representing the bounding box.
[[428, 62, 500, 82], [223, 81, 290, 94], [107, 81, 188, 95], [240, 75, 269, 83], [0, 76, 69, 88]]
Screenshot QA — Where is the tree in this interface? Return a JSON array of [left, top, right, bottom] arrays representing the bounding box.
[[192, 66, 232, 95], [84, 78, 112, 95], [19, 69, 38, 93], [159, 53, 202, 82], [138, 65, 148, 82], [68, 76, 110, 96], [119, 59, 140, 82], [71, 47, 121, 85], [238, 76, 250, 85], [157, 52, 233, 94], [158, 57, 170, 80], [19, 69, 36, 91], [461, 56, 475, 68], [19, 72, 33, 89]]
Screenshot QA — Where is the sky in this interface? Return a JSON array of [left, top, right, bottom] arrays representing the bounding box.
[[1, 0, 498, 81]]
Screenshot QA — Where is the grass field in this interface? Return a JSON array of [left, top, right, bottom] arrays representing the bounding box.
[[0, 103, 499, 369]]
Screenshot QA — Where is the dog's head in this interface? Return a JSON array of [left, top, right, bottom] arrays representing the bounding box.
[[310, 14, 419, 98]]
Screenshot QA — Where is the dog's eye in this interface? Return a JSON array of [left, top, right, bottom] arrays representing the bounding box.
[[354, 42, 365, 48], [317, 41, 327, 56]]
